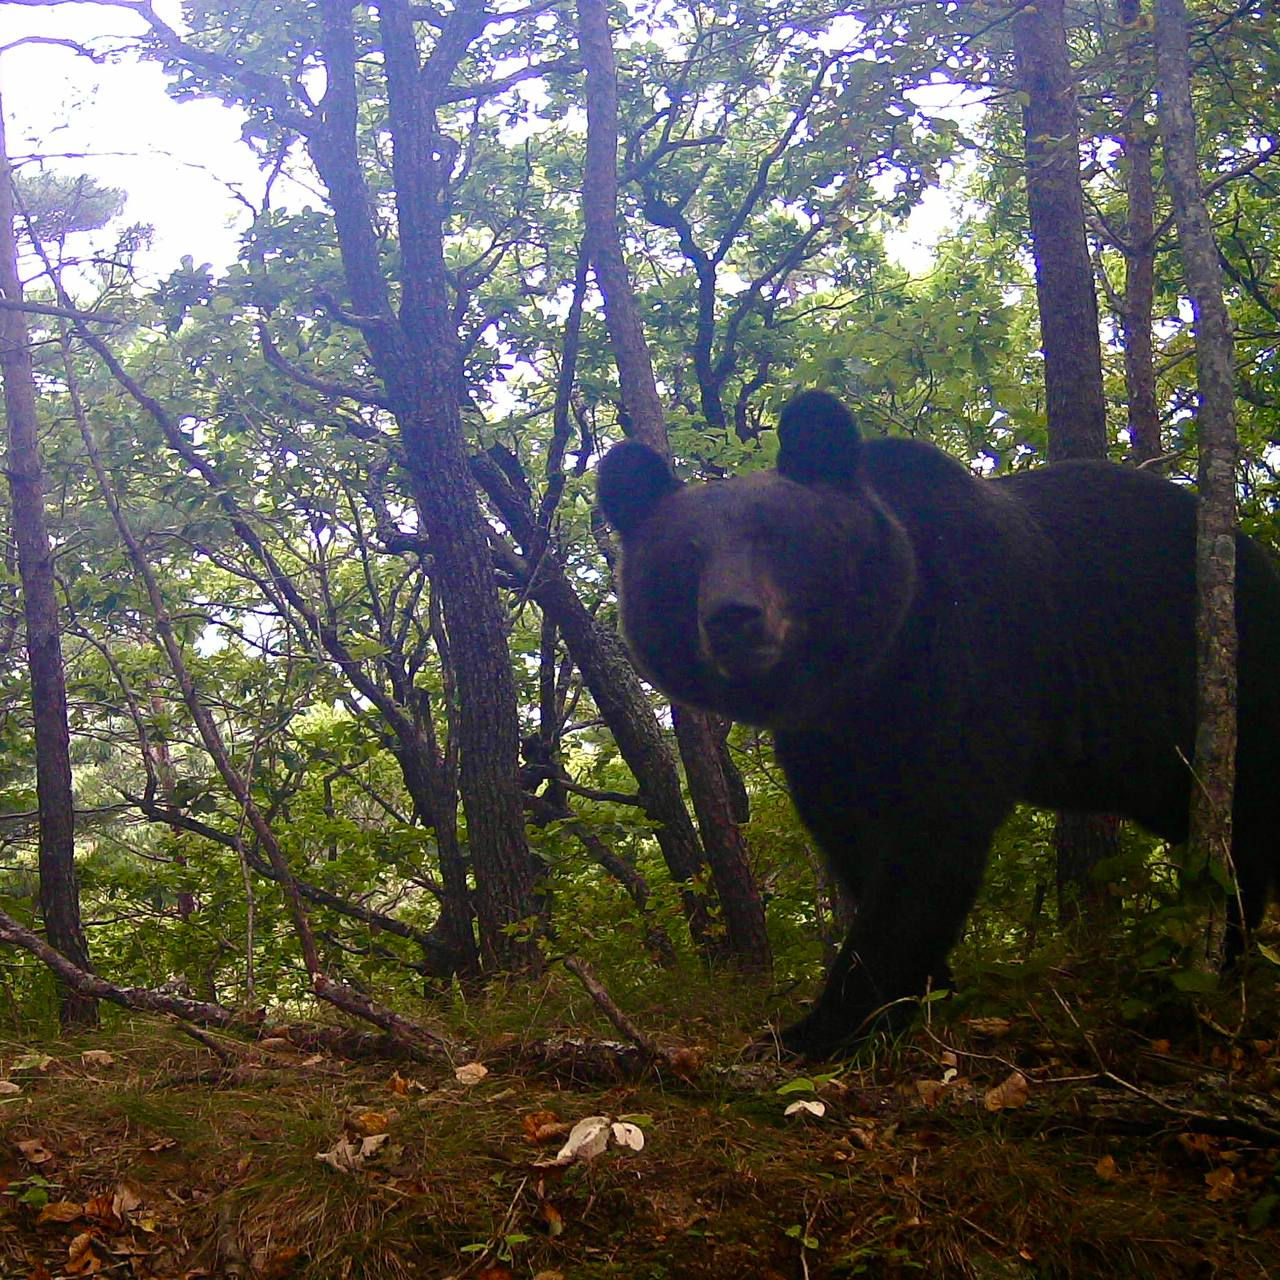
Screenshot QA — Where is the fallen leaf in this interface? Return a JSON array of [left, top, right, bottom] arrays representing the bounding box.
[[455, 1062, 489, 1086], [1095, 1154, 1120, 1181], [1205, 1166, 1236, 1201], [1178, 1132, 1217, 1162], [251, 1245, 303, 1279], [784, 1099, 826, 1119], [112, 1182, 143, 1219], [0, 1080, 21, 1095], [350, 1110, 392, 1136], [387, 1071, 410, 1096], [611, 1121, 646, 1150], [315, 1132, 391, 1173], [849, 1126, 876, 1150], [522, 1110, 565, 1144], [666, 1046, 703, 1078], [84, 1193, 121, 1229], [532, 1272, 566, 1280], [80, 1051, 115, 1069], [538, 1200, 565, 1236], [984, 1071, 1030, 1112], [17, 1138, 54, 1165], [915, 1079, 947, 1109], [36, 1201, 83, 1225], [940, 1050, 959, 1068], [257, 1037, 296, 1055], [475, 1267, 514, 1280], [964, 1017, 1012, 1037], [65, 1233, 103, 1275], [12, 1053, 53, 1073]]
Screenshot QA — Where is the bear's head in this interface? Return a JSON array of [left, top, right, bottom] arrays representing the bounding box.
[[597, 391, 918, 729]]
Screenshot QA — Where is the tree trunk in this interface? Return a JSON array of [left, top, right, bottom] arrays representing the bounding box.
[[0, 94, 96, 1028], [310, 0, 541, 972], [577, 0, 771, 973], [1012, 0, 1108, 462], [1011, 0, 1120, 922], [1153, 0, 1238, 967], [1118, 0, 1162, 465]]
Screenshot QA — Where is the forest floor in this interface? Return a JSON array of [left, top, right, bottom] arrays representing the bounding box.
[[2, 961, 1279, 1280]]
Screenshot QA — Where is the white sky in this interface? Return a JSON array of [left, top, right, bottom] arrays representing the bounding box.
[[0, 3, 958, 283], [1, 2, 273, 278]]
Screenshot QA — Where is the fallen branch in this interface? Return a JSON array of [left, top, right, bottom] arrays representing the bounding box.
[[0, 905, 255, 1030]]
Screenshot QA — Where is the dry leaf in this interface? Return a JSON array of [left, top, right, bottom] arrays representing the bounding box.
[[1178, 1132, 1217, 1161], [17, 1137, 54, 1165], [964, 1017, 1013, 1037], [611, 1121, 646, 1150], [315, 1132, 390, 1173], [784, 1099, 826, 1119], [984, 1071, 1029, 1112], [455, 1062, 489, 1086], [475, 1267, 514, 1280], [1205, 1166, 1236, 1201], [113, 1182, 143, 1218], [257, 1037, 296, 1055], [522, 1110, 564, 1144], [36, 1201, 84, 1225], [65, 1233, 103, 1275], [538, 1200, 565, 1237], [387, 1071, 410, 1096], [84, 1193, 121, 1228], [350, 1110, 392, 1136], [940, 1050, 959, 1068], [849, 1125, 876, 1150], [532, 1272, 566, 1280], [80, 1050, 115, 1069], [666, 1047, 703, 1078], [251, 1245, 303, 1279], [1094, 1154, 1119, 1181], [915, 1078, 947, 1109], [0, 1080, 21, 1095]]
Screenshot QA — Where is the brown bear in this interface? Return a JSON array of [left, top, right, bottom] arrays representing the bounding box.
[[597, 389, 1280, 1059]]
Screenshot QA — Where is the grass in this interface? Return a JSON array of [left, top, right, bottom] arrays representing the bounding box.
[[1, 961, 1279, 1279]]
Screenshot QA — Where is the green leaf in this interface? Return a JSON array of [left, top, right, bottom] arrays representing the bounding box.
[[1169, 969, 1218, 994], [776, 1077, 816, 1096]]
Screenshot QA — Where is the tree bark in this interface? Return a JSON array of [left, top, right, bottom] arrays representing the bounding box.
[[1012, 0, 1109, 462], [1011, 0, 1119, 921], [1118, 0, 1162, 465], [0, 92, 96, 1028], [1154, 0, 1238, 967], [309, 0, 541, 971], [577, 0, 771, 973]]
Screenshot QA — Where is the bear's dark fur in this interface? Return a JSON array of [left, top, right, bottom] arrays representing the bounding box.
[[597, 390, 1280, 1059]]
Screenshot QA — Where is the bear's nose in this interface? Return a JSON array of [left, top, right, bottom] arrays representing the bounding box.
[[703, 601, 766, 648], [701, 601, 781, 677]]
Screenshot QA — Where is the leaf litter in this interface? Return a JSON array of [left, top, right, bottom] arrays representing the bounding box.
[[2, 993, 1280, 1279]]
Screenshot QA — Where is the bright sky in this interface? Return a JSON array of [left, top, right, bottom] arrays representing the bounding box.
[[0, 2, 279, 279], [0, 2, 960, 284]]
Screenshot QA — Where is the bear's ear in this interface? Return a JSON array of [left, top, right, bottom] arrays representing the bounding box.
[[597, 440, 681, 536], [777, 390, 862, 488]]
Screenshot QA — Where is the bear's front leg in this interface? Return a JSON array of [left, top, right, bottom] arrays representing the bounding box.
[[779, 815, 997, 1060]]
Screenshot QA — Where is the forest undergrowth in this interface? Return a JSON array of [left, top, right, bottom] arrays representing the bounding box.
[[2, 947, 1279, 1280]]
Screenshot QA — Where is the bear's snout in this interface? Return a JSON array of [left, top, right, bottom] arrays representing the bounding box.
[[699, 597, 788, 680]]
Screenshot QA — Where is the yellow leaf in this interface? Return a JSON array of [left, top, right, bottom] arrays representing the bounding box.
[[984, 1071, 1030, 1112], [1094, 1154, 1119, 1181]]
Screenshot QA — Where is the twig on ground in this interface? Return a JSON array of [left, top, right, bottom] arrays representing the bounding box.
[[562, 955, 660, 1059]]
